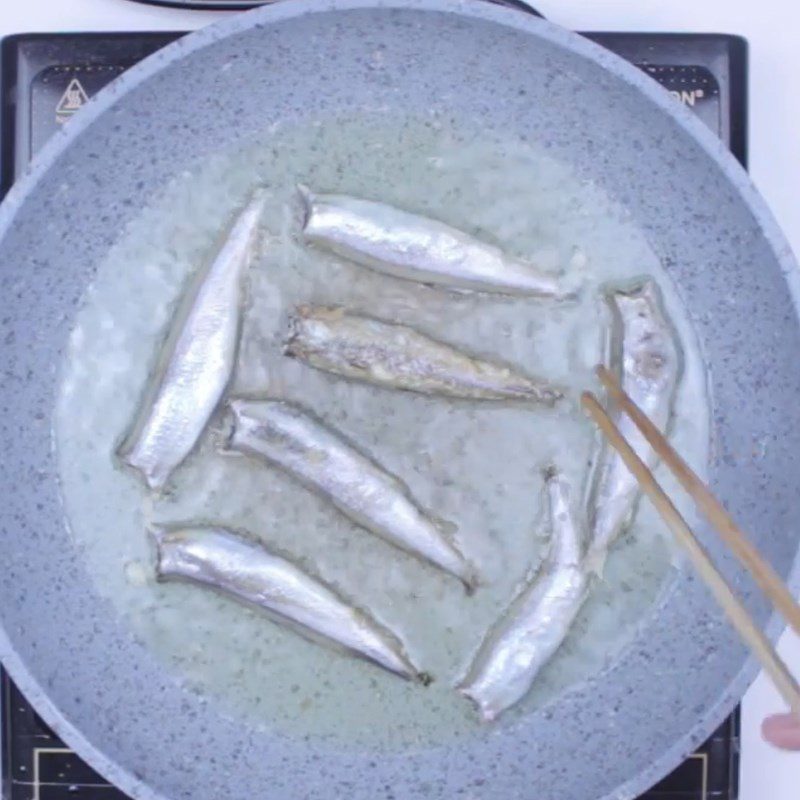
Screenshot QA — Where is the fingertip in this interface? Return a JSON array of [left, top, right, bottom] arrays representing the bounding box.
[[762, 713, 800, 751]]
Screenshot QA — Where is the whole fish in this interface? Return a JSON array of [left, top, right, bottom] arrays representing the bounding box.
[[285, 306, 562, 405], [299, 187, 577, 299], [585, 279, 682, 574], [225, 399, 477, 591], [152, 525, 423, 680], [118, 191, 265, 491], [458, 467, 589, 721]]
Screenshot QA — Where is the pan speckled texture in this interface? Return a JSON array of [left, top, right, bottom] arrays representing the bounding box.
[[0, 2, 798, 799]]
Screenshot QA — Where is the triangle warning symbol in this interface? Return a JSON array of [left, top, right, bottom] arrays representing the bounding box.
[[56, 78, 90, 116]]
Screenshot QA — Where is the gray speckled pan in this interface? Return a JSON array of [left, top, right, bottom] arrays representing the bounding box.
[[0, 2, 798, 799]]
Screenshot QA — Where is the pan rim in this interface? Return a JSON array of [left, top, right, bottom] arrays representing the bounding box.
[[0, 2, 797, 799]]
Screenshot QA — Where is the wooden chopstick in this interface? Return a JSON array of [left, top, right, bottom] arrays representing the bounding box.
[[581, 390, 800, 717], [596, 364, 800, 640]]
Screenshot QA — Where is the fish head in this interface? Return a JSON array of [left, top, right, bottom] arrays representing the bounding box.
[[296, 184, 316, 228], [605, 278, 680, 388], [605, 278, 660, 321], [285, 305, 344, 356], [225, 397, 311, 458], [223, 397, 265, 453], [147, 524, 176, 580]]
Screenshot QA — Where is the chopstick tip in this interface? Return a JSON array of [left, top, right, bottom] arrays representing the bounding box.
[[580, 390, 598, 411], [595, 364, 612, 384]]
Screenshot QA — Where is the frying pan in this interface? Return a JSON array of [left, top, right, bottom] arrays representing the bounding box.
[[0, 2, 798, 799]]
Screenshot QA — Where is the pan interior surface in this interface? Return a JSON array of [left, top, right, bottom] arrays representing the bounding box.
[[0, 3, 798, 800], [54, 114, 709, 747]]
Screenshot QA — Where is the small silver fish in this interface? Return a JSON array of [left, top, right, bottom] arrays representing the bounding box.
[[458, 467, 589, 721], [299, 187, 576, 299], [225, 399, 477, 591], [118, 191, 265, 491], [585, 279, 682, 574], [152, 525, 422, 680], [285, 306, 562, 405]]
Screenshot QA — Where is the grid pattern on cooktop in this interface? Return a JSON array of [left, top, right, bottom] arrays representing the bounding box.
[[0, 25, 746, 800], [2, 678, 740, 800]]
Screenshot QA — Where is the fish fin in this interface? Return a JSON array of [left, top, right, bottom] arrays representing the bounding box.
[[217, 446, 246, 459], [437, 284, 474, 296], [435, 517, 459, 540]]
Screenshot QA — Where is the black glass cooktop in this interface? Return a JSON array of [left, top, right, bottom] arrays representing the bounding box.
[[0, 22, 746, 800]]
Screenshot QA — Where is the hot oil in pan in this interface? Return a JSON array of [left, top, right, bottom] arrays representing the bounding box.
[[54, 114, 709, 747]]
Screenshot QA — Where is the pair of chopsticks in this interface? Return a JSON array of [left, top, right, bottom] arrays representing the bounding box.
[[582, 366, 800, 717]]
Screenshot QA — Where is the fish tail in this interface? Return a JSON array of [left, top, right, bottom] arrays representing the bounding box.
[[447, 551, 479, 594], [382, 640, 432, 684], [211, 406, 240, 456], [417, 671, 434, 687], [461, 564, 481, 596], [432, 517, 479, 593], [537, 384, 565, 407], [512, 380, 563, 407], [542, 464, 559, 482], [283, 309, 303, 356]]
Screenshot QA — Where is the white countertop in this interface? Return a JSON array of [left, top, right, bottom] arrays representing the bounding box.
[[1, 1, 798, 798]]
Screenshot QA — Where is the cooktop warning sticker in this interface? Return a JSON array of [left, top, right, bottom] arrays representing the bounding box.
[[29, 65, 124, 156], [55, 77, 89, 122]]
